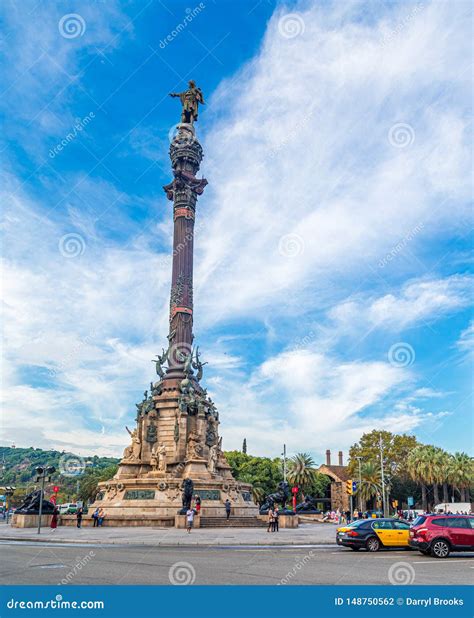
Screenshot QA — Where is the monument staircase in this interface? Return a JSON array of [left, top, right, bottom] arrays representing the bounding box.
[[200, 516, 267, 528]]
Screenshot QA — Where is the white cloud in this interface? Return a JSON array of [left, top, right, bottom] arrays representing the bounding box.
[[329, 275, 472, 335], [1, 0, 472, 456]]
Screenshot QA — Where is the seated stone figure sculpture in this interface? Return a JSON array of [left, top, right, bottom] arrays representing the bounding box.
[[15, 489, 56, 515]]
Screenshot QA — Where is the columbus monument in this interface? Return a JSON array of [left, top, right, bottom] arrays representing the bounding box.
[[91, 81, 258, 525]]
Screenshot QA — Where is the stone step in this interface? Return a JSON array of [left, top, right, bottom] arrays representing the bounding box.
[[200, 517, 267, 528]]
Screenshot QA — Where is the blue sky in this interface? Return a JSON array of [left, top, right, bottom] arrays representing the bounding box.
[[1, 0, 472, 461]]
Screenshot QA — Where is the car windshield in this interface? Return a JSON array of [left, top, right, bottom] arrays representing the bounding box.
[[412, 516, 427, 526]]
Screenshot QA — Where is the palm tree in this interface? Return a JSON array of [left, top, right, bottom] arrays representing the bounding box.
[[423, 445, 445, 507], [449, 452, 474, 502], [251, 485, 266, 506], [287, 453, 316, 495], [356, 462, 383, 508], [407, 446, 429, 511], [439, 450, 452, 503]]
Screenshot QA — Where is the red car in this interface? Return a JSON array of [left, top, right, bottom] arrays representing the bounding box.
[[409, 514, 474, 558]]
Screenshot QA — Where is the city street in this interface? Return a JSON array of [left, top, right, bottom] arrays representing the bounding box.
[[1, 540, 472, 585]]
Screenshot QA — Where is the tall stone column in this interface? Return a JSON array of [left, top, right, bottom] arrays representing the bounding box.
[[163, 123, 207, 380]]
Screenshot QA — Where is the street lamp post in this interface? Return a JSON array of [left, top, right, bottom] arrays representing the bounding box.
[[281, 444, 287, 483], [379, 438, 387, 517], [356, 456, 362, 512], [35, 466, 55, 534]]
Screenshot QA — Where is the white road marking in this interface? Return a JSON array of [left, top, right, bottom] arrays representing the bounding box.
[[413, 559, 474, 564]]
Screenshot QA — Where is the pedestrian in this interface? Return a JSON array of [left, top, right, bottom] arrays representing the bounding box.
[[267, 507, 274, 533], [194, 495, 201, 514], [92, 507, 99, 527], [353, 508, 358, 520], [345, 509, 351, 523], [76, 506, 83, 528], [225, 499, 231, 520], [273, 507, 279, 532], [50, 506, 59, 531], [98, 508, 105, 526], [186, 507, 195, 533]]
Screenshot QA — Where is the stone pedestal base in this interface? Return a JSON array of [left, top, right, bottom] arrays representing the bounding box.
[[12, 514, 52, 528], [257, 514, 299, 528], [175, 514, 201, 528]]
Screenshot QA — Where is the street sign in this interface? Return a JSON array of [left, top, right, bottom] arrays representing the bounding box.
[[407, 496, 414, 506], [352, 481, 357, 493]]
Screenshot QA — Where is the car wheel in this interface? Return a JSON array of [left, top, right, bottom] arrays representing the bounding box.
[[430, 539, 450, 558], [350, 547, 360, 551], [366, 536, 381, 552]]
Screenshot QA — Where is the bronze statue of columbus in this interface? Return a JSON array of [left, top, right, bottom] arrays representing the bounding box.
[[169, 80, 205, 124]]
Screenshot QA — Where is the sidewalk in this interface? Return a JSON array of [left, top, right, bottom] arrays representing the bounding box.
[[0, 521, 338, 546]]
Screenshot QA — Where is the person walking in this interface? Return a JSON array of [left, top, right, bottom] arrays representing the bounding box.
[[92, 507, 99, 527], [50, 506, 59, 531], [97, 508, 105, 527], [76, 506, 83, 528], [225, 499, 231, 520], [267, 507, 274, 533], [273, 507, 279, 532], [186, 507, 195, 533], [194, 495, 201, 515]]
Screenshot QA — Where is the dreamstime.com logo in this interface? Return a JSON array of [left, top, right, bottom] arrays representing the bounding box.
[[59, 454, 86, 477], [59, 551, 96, 585], [6, 594, 104, 610], [278, 550, 315, 584], [168, 561, 196, 585], [158, 3, 206, 49], [388, 342, 415, 368], [58, 14, 86, 39], [278, 13, 305, 39], [279, 233, 305, 257], [58, 233, 86, 258], [388, 561, 416, 585]]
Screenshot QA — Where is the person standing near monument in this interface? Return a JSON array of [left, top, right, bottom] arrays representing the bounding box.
[[50, 506, 59, 531], [273, 507, 279, 532], [186, 507, 195, 533], [225, 499, 231, 520], [267, 507, 274, 533], [76, 506, 83, 528]]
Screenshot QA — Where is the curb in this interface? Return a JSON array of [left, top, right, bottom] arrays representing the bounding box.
[[0, 535, 336, 547]]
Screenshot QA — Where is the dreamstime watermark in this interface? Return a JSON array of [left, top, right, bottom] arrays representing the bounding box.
[[168, 561, 196, 585], [388, 342, 415, 368], [59, 551, 96, 585], [159, 3, 206, 49], [278, 13, 305, 39], [49, 112, 95, 159], [378, 222, 424, 268], [58, 233, 86, 258], [381, 3, 424, 47], [290, 331, 316, 352], [58, 14, 86, 39], [388, 561, 416, 585], [279, 233, 305, 258], [278, 549, 315, 584], [388, 122, 415, 148], [59, 454, 86, 477]]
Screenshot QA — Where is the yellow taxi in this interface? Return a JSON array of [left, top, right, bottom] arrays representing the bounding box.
[[336, 518, 411, 551]]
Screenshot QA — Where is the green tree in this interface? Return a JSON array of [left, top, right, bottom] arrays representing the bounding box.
[[78, 465, 118, 504], [348, 430, 419, 479], [407, 446, 429, 511], [287, 453, 316, 495], [224, 451, 283, 499], [449, 452, 474, 502], [356, 462, 383, 507]]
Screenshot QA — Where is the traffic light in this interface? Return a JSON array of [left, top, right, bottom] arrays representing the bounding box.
[[346, 480, 353, 495], [53, 486, 60, 493]]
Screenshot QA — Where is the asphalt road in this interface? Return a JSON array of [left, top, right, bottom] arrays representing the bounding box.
[[1, 541, 473, 585]]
